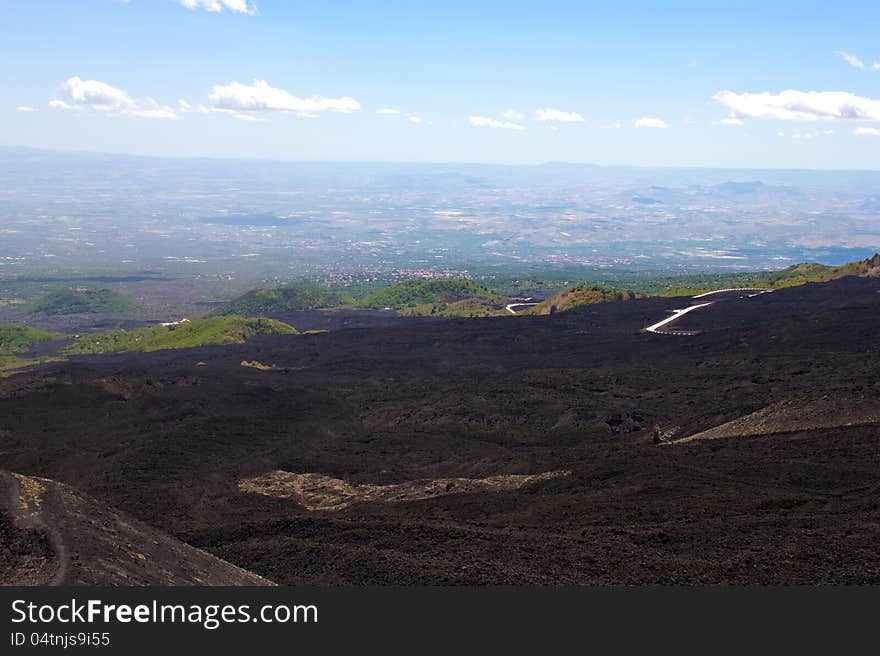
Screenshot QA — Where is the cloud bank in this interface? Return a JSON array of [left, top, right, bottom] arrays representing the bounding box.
[[634, 117, 668, 128], [535, 108, 584, 122], [209, 80, 360, 114], [181, 0, 256, 14], [468, 116, 526, 131], [49, 76, 176, 119], [714, 89, 880, 121]]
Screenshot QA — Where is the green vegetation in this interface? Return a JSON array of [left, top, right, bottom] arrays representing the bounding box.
[[524, 285, 641, 315], [24, 288, 144, 316], [358, 279, 498, 309], [216, 283, 353, 316], [757, 253, 880, 288], [0, 325, 65, 355], [2, 254, 878, 370], [401, 297, 509, 318], [631, 273, 774, 297], [63, 316, 297, 355], [0, 324, 66, 377], [0, 355, 66, 377], [630, 253, 880, 296], [220, 278, 511, 318]]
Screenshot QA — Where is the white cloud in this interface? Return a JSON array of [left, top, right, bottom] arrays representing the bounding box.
[[127, 97, 176, 119], [718, 117, 743, 125], [823, 128, 834, 135], [129, 107, 177, 119], [59, 76, 135, 111], [854, 127, 880, 136], [835, 51, 865, 69], [874, 62, 880, 71], [792, 131, 815, 140], [233, 113, 264, 122], [503, 109, 525, 120], [296, 112, 318, 119], [210, 79, 360, 114], [16, 105, 36, 112], [181, 0, 256, 14], [468, 115, 526, 131], [634, 117, 668, 128], [407, 116, 425, 124], [776, 131, 785, 137], [376, 108, 400, 114], [177, 99, 192, 111], [713, 89, 880, 122], [535, 108, 584, 122], [49, 76, 176, 119]]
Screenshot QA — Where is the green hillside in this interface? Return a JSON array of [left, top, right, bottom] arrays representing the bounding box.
[[216, 283, 353, 316], [25, 288, 144, 316], [0, 325, 65, 354], [63, 316, 297, 355], [757, 253, 880, 288], [0, 326, 66, 376], [524, 285, 640, 315], [399, 296, 510, 318], [626, 253, 880, 297], [358, 279, 498, 310]]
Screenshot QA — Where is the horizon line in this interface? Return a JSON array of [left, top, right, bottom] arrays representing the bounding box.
[[2, 144, 879, 174]]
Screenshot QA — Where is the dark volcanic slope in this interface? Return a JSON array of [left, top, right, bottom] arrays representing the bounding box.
[[0, 276, 879, 584], [0, 471, 272, 586]]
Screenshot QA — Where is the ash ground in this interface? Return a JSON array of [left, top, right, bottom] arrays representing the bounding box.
[[2, 277, 879, 584]]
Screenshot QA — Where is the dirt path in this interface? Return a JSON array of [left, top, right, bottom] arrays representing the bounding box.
[[1, 471, 68, 585]]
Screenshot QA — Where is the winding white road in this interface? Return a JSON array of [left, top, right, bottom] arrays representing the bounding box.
[[645, 288, 774, 334], [692, 287, 771, 298], [505, 302, 539, 314], [645, 302, 714, 333]]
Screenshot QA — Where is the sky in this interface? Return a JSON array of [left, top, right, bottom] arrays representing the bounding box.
[[2, 0, 880, 168]]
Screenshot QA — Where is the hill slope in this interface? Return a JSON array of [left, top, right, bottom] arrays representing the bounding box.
[[0, 471, 272, 586], [64, 316, 297, 355], [357, 279, 507, 316], [525, 285, 640, 315], [1, 276, 880, 584], [672, 391, 880, 444], [0, 325, 64, 354], [757, 253, 880, 288], [0, 326, 66, 376], [25, 288, 144, 316], [216, 283, 353, 316]]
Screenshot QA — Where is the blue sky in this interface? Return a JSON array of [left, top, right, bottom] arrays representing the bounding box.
[[2, 0, 880, 167]]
